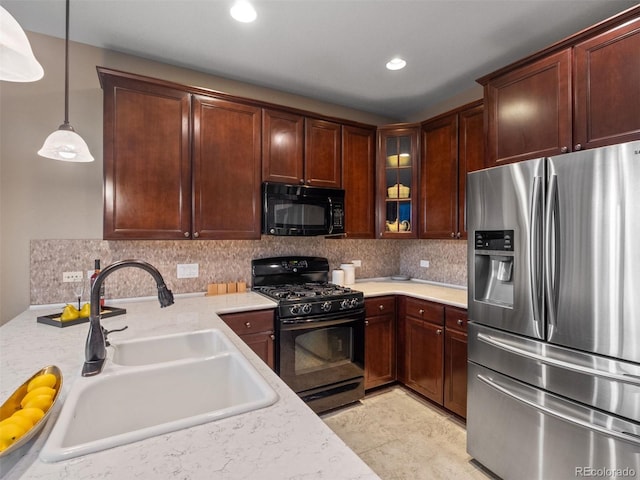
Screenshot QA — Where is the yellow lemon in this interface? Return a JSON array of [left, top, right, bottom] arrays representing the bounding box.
[[79, 303, 91, 318], [22, 395, 53, 412], [0, 422, 27, 450], [20, 386, 56, 408], [27, 373, 57, 392], [5, 415, 33, 431], [12, 408, 45, 424], [60, 304, 80, 321]]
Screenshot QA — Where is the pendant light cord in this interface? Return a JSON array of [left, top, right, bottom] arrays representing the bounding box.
[[63, 0, 70, 127]]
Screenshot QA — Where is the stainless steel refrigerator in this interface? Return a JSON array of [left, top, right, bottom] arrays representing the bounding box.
[[466, 141, 640, 480]]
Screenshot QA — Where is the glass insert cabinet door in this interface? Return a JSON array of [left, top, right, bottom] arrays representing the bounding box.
[[377, 125, 419, 238]]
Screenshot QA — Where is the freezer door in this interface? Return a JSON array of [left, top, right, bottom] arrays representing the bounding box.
[[467, 158, 545, 339], [467, 363, 640, 480], [469, 322, 640, 422], [547, 141, 640, 364]]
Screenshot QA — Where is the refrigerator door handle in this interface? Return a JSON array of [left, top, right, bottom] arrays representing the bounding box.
[[476, 373, 640, 447], [544, 173, 559, 331], [477, 332, 640, 386], [529, 176, 543, 333]]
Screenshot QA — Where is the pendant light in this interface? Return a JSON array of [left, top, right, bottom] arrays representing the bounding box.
[[0, 6, 44, 82], [38, 0, 94, 162]]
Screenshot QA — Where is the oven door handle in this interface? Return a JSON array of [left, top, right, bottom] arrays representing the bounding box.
[[280, 316, 362, 331]]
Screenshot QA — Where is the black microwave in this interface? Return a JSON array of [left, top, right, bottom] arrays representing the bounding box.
[[262, 182, 345, 236]]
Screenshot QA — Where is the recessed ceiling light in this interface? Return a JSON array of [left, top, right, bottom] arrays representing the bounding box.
[[230, 1, 257, 23], [386, 57, 407, 71]]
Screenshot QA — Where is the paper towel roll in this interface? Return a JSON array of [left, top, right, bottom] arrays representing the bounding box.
[[340, 263, 355, 285], [332, 269, 345, 286]]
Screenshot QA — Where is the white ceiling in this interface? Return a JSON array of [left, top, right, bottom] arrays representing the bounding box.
[[3, 0, 638, 121]]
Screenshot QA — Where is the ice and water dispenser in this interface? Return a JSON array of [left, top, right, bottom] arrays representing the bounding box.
[[473, 230, 514, 308]]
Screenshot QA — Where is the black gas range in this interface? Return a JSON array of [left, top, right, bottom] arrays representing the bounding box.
[[252, 256, 365, 413]]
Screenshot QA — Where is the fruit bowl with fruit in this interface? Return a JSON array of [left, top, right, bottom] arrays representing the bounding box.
[[0, 366, 62, 456]]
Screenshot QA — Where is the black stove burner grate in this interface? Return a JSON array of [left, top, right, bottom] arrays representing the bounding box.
[[256, 282, 356, 301]]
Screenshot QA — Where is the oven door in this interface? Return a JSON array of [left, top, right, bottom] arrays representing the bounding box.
[[278, 312, 365, 395]]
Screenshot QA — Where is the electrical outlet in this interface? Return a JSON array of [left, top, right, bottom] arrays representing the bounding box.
[[420, 260, 430, 268], [177, 263, 199, 279], [63, 271, 84, 282], [352, 260, 362, 267]]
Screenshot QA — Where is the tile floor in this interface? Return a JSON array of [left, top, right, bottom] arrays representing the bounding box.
[[322, 386, 498, 480]]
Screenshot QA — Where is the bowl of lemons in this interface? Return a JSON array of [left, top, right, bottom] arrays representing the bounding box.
[[0, 366, 62, 456]]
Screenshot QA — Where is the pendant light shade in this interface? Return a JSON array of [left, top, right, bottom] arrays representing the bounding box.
[[38, 125, 93, 162], [38, 0, 94, 163], [0, 6, 44, 82]]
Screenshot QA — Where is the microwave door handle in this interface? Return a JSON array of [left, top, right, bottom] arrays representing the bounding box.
[[328, 197, 334, 234]]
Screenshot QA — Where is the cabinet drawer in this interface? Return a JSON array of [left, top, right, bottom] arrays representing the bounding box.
[[404, 297, 444, 325], [220, 309, 274, 334], [365, 296, 396, 316], [445, 306, 468, 333]]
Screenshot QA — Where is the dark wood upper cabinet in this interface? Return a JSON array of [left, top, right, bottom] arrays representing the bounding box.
[[100, 68, 262, 240], [419, 101, 484, 240], [484, 49, 572, 165], [192, 95, 262, 239], [376, 125, 420, 238], [101, 73, 192, 240], [420, 113, 458, 239], [573, 16, 640, 150], [262, 111, 342, 188], [480, 7, 640, 165], [305, 118, 342, 188], [262, 109, 304, 185], [342, 125, 376, 238]]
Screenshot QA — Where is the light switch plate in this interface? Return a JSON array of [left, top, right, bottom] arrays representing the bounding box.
[[352, 260, 362, 267], [420, 260, 430, 268], [177, 263, 199, 278]]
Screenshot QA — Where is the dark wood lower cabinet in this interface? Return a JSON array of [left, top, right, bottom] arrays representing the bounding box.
[[444, 306, 468, 418], [395, 297, 468, 418], [364, 297, 396, 389], [219, 309, 275, 370], [398, 297, 445, 404]]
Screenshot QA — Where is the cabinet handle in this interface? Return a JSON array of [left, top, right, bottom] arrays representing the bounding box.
[[418, 309, 424, 315], [299, 179, 305, 184], [436, 329, 443, 335], [456, 232, 461, 239], [183, 232, 190, 238], [450, 232, 455, 238], [270, 334, 275, 341], [245, 322, 252, 328], [457, 319, 464, 326], [574, 144, 582, 151], [193, 232, 200, 238], [561, 146, 568, 153], [378, 304, 384, 311], [365, 320, 369, 326]]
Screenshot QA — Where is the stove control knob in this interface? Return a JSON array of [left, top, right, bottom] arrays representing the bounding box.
[[290, 304, 300, 315], [301, 303, 312, 314], [321, 301, 332, 312], [350, 298, 359, 308], [340, 299, 350, 310]]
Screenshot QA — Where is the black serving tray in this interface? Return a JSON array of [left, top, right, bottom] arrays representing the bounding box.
[[37, 306, 127, 328]]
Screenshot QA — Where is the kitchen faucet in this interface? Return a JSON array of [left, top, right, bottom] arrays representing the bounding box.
[[82, 259, 174, 377]]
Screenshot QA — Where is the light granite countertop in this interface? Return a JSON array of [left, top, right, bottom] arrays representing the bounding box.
[[0, 280, 466, 479]]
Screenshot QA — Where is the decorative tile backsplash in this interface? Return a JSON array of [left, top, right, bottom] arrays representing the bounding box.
[[30, 237, 468, 304]]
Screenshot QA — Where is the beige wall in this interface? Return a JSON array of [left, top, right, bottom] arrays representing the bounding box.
[[0, 32, 394, 325]]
